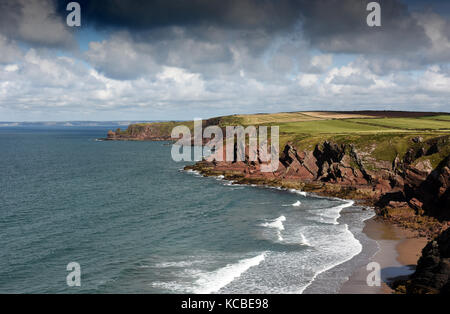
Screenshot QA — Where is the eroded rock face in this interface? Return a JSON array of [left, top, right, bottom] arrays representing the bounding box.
[[111, 123, 449, 227], [105, 124, 174, 141], [406, 228, 450, 294], [189, 136, 449, 233], [414, 157, 450, 221]]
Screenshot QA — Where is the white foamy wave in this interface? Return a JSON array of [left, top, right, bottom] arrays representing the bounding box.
[[184, 169, 203, 177], [282, 200, 302, 207], [155, 261, 198, 268], [151, 253, 267, 294], [313, 200, 354, 225], [264, 185, 285, 191], [224, 182, 245, 188], [300, 233, 311, 246], [192, 253, 266, 294], [260, 216, 286, 241], [297, 223, 362, 294], [216, 175, 225, 180], [260, 215, 286, 231], [220, 221, 364, 294], [288, 189, 307, 197]]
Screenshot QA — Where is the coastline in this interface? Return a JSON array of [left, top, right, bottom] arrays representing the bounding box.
[[338, 218, 428, 294], [105, 111, 449, 294], [184, 168, 430, 294]]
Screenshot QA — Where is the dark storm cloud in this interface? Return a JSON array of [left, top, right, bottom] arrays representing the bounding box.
[[57, 0, 304, 32], [299, 0, 430, 54], [53, 0, 435, 55], [0, 0, 439, 56]]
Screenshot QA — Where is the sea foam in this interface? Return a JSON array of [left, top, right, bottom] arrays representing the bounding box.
[[260, 215, 286, 241], [260, 215, 286, 231], [282, 200, 302, 207], [313, 200, 354, 225], [192, 253, 267, 294], [289, 189, 307, 197]]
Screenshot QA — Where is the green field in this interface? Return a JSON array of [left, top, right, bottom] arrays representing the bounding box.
[[418, 115, 450, 121], [277, 119, 399, 134], [252, 113, 450, 161], [215, 112, 450, 133], [124, 111, 450, 163], [234, 112, 323, 125], [348, 117, 450, 130]]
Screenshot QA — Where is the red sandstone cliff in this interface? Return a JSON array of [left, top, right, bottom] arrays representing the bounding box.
[[187, 135, 449, 237]]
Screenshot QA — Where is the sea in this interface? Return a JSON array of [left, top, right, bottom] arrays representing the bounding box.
[[0, 126, 378, 293]]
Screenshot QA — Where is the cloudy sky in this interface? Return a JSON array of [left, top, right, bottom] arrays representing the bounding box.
[[0, 0, 449, 121]]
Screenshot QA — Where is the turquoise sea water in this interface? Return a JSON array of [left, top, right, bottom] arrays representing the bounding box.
[[0, 127, 376, 293]]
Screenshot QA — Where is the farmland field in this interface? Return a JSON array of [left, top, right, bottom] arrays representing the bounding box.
[[349, 117, 450, 130]]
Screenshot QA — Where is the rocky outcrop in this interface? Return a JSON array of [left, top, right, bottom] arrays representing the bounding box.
[[106, 124, 173, 141], [399, 228, 450, 294], [413, 157, 450, 221], [107, 121, 449, 235], [188, 135, 449, 237]]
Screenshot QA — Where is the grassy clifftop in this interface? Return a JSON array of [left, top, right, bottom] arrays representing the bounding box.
[[113, 111, 449, 165]]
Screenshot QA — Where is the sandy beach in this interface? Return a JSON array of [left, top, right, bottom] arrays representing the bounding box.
[[339, 218, 428, 294]]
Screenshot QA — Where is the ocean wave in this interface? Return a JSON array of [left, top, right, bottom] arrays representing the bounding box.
[[260, 215, 286, 231], [300, 233, 311, 246], [192, 253, 267, 294], [184, 169, 203, 177], [288, 189, 307, 197], [220, 222, 362, 294], [282, 200, 301, 207], [297, 223, 362, 294], [260, 215, 286, 241], [224, 182, 245, 188], [312, 200, 354, 225], [155, 172, 363, 294], [155, 261, 199, 268], [152, 253, 267, 294]]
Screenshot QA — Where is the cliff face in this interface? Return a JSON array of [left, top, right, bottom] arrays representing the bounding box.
[[188, 135, 449, 236], [106, 113, 450, 294], [396, 228, 450, 294], [107, 120, 449, 230], [106, 119, 224, 142], [107, 124, 174, 141]]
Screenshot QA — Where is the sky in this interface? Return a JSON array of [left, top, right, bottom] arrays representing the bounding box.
[[0, 0, 449, 122]]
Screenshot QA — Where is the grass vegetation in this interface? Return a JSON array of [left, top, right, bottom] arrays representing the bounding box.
[[124, 111, 450, 166], [348, 118, 450, 130], [418, 115, 450, 122]]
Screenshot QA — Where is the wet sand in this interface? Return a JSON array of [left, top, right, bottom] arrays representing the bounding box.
[[339, 218, 428, 294]]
